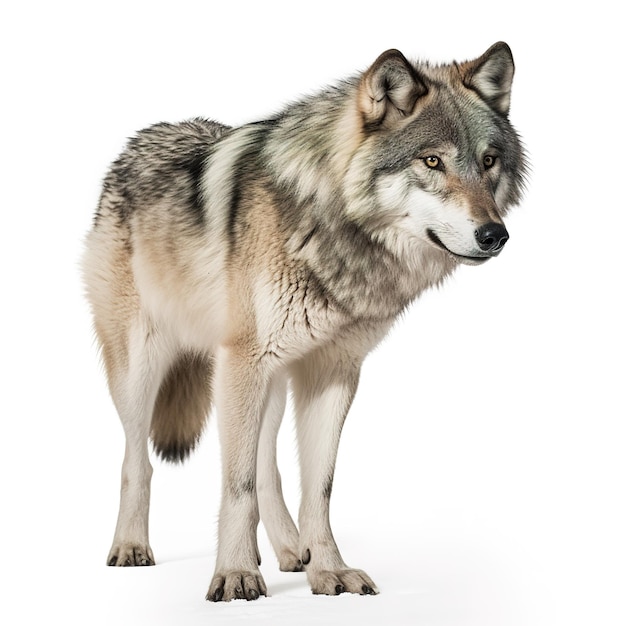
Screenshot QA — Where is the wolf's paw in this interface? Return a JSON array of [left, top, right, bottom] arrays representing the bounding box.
[[107, 543, 155, 567], [277, 548, 304, 572], [308, 568, 378, 596], [206, 570, 268, 602]]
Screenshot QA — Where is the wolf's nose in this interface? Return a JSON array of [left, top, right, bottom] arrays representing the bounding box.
[[475, 223, 509, 254]]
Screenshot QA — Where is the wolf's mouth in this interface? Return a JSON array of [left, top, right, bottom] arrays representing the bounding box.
[[426, 229, 489, 265]]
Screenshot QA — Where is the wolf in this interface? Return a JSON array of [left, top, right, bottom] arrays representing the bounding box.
[[83, 42, 527, 601]]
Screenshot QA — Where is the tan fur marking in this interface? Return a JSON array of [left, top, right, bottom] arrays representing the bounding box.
[[446, 175, 505, 225]]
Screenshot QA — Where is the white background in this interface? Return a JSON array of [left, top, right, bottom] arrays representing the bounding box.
[[1, 1, 624, 624]]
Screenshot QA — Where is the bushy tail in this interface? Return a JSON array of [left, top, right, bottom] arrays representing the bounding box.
[[151, 352, 213, 463]]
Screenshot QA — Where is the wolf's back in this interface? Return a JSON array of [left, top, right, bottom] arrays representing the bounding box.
[[93, 118, 230, 227]]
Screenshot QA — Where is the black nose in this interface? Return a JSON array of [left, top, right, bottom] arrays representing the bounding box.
[[474, 223, 509, 254]]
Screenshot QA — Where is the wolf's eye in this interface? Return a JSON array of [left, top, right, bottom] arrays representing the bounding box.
[[483, 155, 497, 170], [424, 156, 441, 169]]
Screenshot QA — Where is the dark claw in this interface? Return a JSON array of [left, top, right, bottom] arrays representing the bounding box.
[[362, 585, 374, 594], [211, 587, 224, 602], [108, 556, 118, 566], [247, 588, 259, 601], [335, 584, 345, 595], [302, 549, 311, 565]]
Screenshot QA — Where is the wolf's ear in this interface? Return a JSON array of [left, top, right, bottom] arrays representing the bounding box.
[[358, 49, 428, 128], [458, 42, 515, 116]]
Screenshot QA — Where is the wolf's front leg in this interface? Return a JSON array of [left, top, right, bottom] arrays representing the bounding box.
[[292, 354, 379, 596], [206, 347, 270, 602]]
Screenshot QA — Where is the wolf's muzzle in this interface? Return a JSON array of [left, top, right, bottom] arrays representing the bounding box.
[[474, 223, 509, 255]]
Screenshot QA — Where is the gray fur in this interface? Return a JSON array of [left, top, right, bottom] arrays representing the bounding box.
[[83, 42, 527, 602]]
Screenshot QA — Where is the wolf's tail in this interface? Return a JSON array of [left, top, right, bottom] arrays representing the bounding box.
[[150, 352, 213, 463]]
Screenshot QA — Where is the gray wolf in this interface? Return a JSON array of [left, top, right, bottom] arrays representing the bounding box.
[[83, 42, 527, 602]]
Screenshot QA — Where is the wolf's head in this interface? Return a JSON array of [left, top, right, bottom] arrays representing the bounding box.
[[349, 42, 527, 266]]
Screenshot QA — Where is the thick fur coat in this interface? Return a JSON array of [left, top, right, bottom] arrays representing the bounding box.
[[83, 42, 527, 601]]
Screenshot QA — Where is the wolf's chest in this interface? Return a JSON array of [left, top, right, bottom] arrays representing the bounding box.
[[250, 268, 348, 361]]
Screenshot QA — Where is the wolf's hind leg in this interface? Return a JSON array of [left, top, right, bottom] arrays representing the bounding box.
[[106, 316, 171, 567], [257, 374, 302, 572]]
